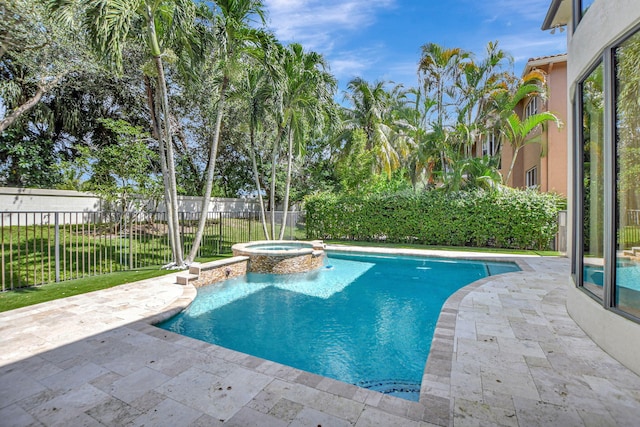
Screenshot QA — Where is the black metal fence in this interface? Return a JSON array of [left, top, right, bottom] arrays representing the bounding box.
[[623, 209, 640, 246], [1, 210, 305, 290]]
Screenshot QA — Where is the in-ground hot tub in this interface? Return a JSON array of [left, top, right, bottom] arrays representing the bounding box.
[[231, 240, 325, 274]]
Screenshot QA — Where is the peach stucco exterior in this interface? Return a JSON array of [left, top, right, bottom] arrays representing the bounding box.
[[500, 55, 568, 197]]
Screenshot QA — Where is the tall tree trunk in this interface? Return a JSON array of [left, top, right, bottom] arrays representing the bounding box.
[[186, 77, 228, 262], [146, 78, 178, 261], [504, 145, 521, 186], [250, 130, 270, 240], [437, 81, 447, 181], [146, 7, 183, 267], [154, 56, 184, 267], [278, 128, 295, 240], [269, 125, 285, 239]]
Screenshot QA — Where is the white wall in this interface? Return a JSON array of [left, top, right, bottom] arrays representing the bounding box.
[[567, 0, 640, 85], [565, 0, 640, 377], [155, 196, 260, 214], [567, 284, 640, 375], [0, 187, 103, 213], [0, 187, 262, 225]]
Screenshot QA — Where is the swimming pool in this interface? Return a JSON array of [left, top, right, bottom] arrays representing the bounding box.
[[158, 251, 520, 401]]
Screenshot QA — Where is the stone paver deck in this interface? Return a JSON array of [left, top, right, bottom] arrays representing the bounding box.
[[1, 248, 640, 426]]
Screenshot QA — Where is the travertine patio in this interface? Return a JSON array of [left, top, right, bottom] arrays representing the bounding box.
[[1, 247, 639, 426]]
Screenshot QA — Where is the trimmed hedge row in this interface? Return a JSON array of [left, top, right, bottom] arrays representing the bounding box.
[[305, 189, 563, 250]]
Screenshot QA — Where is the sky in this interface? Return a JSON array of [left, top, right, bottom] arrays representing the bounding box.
[[263, 0, 567, 95]]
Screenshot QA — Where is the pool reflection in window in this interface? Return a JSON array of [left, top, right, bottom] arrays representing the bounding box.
[[581, 63, 605, 300], [615, 30, 640, 318]]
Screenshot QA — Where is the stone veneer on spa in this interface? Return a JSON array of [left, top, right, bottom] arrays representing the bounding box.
[[231, 240, 325, 274]]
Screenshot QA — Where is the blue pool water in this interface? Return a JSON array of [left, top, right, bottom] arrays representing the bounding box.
[[245, 242, 310, 251], [158, 251, 520, 401], [584, 263, 640, 291]]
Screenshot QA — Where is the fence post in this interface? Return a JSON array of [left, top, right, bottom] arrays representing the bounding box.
[[129, 213, 134, 269], [180, 211, 185, 254], [54, 212, 60, 283], [218, 212, 223, 254]]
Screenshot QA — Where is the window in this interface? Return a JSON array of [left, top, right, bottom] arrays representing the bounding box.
[[574, 0, 596, 29], [580, 63, 605, 301], [524, 96, 538, 118], [581, 0, 594, 18], [525, 167, 538, 188], [614, 30, 640, 318], [482, 133, 498, 156]]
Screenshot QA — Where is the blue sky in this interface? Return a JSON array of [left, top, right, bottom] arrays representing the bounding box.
[[263, 0, 567, 93]]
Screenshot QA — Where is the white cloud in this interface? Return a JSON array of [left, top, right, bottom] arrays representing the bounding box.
[[261, 0, 567, 88], [475, 0, 554, 23], [497, 31, 566, 65], [262, 1, 399, 85], [327, 45, 383, 84], [330, 57, 371, 78], [264, 0, 396, 53], [378, 61, 419, 86], [455, 0, 567, 74]]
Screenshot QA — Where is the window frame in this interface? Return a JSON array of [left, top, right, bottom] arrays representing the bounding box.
[[482, 133, 498, 157], [610, 27, 640, 321], [573, 20, 640, 323], [525, 166, 538, 188], [524, 96, 539, 119], [575, 59, 606, 303]]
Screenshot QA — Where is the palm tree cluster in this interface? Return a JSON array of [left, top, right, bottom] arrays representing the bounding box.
[[1, 0, 560, 267], [335, 41, 561, 193]]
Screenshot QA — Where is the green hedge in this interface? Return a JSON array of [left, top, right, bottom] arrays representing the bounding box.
[[305, 189, 563, 250]]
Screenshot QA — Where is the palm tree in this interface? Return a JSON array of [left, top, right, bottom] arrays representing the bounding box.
[[394, 86, 438, 189], [341, 78, 404, 177], [498, 71, 562, 185], [442, 153, 502, 192], [185, 0, 270, 262], [455, 41, 512, 158], [50, 0, 205, 268], [234, 66, 274, 239], [418, 43, 469, 174], [273, 43, 336, 240]]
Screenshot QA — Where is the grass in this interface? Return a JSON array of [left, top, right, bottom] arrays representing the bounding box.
[[0, 254, 231, 313], [2, 217, 306, 288], [324, 240, 561, 256]]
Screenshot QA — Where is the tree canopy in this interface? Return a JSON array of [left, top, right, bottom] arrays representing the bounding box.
[[1, 0, 563, 250]]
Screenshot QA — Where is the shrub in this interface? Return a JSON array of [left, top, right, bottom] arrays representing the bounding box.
[[305, 188, 564, 250]]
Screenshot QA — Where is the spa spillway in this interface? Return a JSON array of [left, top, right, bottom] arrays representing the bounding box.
[[231, 240, 325, 274]]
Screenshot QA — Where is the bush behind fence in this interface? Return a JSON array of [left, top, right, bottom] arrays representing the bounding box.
[[305, 190, 564, 250], [1, 210, 305, 290]]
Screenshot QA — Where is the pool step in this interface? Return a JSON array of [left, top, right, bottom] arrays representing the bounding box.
[[188, 264, 202, 276], [176, 263, 202, 285], [175, 257, 250, 286], [176, 273, 199, 286]]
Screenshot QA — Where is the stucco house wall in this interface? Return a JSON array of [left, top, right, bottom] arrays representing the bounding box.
[[546, 0, 640, 377]]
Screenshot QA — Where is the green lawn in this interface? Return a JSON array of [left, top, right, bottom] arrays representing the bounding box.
[[2, 216, 306, 289], [0, 255, 231, 313]]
